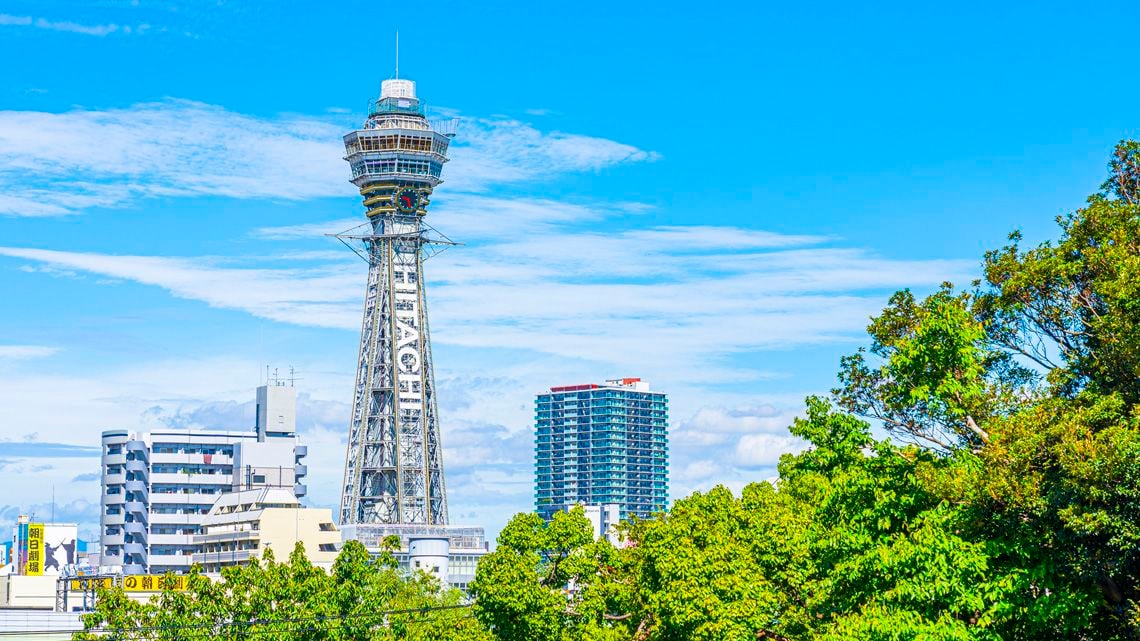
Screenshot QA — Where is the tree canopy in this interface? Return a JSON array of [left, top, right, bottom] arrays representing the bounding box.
[[74, 540, 490, 641]]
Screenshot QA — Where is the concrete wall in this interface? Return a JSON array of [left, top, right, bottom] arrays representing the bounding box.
[[0, 610, 82, 639], [0, 576, 57, 610]]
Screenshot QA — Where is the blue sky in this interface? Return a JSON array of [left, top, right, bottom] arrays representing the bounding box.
[[1, 0, 1137, 542]]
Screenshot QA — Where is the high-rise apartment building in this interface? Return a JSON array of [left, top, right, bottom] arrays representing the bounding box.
[[100, 383, 308, 575], [534, 378, 669, 523]]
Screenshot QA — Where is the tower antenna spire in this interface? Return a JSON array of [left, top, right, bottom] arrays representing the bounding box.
[[395, 31, 399, 79]]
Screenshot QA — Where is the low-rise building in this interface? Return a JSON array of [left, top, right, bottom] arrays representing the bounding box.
[[340, 524, 489, 592], [193, 488, 339, 572], [100, 383, 309, 575]]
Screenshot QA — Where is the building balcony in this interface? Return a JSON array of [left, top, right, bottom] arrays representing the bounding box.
[[150, 491, 217, 504], [102, 491, 127, 505], [147, 553, 194, 569], [124, 458, 148, 474], [149, 471, 233, 485], [123, 542, 146, 556], [193, 549, 254, 566], [193, 529, 260, 545], [150, 452, 234, 466], [122, 563, 147, 576], [149, 512, 200, 525], [149, 533, 195, 546]]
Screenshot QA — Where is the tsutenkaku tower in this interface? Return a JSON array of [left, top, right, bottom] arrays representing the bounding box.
[[338, 77, 454, 526]]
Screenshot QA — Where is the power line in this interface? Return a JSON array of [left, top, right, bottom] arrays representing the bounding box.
[[88, 602, 474, 635]]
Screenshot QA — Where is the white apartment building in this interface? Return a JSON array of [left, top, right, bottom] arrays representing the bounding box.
[[100, 384, 308, 575]]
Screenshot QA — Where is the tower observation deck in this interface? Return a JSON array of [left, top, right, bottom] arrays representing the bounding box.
[[338, 78, 454, 526]]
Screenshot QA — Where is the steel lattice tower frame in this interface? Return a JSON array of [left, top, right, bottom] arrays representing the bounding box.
[[337, 78, 455, 526]]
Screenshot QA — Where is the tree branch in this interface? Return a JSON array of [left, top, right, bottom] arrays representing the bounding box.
[[964, 415, 990, 444]]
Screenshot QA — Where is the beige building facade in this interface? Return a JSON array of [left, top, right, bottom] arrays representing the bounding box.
[[193, 488, 339, 572]]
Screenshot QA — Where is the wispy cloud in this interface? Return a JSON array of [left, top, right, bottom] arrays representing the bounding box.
[[0, 248, 360, 328], [0, 441, 99, 458], [443, 117, 660, 193], [0, 13, 151, 37], [0, 101, 659, 218], [0, 227, 973, 381], [0, 345, 60, 360], [0, 100, 347, 217]]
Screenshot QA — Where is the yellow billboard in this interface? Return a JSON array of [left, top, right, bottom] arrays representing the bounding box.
[[68, 577, 115, 591], [122, 575, 188, 592], [24, 523, 44, 576]]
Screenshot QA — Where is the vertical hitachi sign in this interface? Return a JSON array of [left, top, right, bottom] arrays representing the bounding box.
[[394, 259, 422, 412]]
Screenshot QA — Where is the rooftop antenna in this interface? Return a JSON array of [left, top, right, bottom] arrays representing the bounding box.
[[395, 31, 399, 79]]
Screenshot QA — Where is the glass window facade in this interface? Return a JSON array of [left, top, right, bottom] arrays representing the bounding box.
[[534, 380, 669, 522]]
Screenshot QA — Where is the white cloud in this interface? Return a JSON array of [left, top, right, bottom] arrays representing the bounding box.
[[0, 13, 150, 37], [0, 345, 59, 360], [0, 100, 349, 217], [0, 219, 975, 388], [0, 101, 660, 219], [734, 433, 807, 468], [0, 247, 361, 329], [0, 233, 973, 382], [444, 118, 660, 193]]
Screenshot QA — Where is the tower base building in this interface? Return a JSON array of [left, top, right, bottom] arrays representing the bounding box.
[[339, 523, 488, 592]]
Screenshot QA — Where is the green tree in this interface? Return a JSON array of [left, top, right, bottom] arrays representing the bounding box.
[[74, 541, 490, 641], [833, 139, 1140, 637], [470, 507, 639, 641]]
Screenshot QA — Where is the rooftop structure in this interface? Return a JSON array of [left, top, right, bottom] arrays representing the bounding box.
[[337, 75, 455, 527], [100, 383, 308, 575], [535, 378, 669, 522]]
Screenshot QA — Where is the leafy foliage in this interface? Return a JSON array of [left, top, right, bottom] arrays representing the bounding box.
[[73, 541, 490, 641]]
